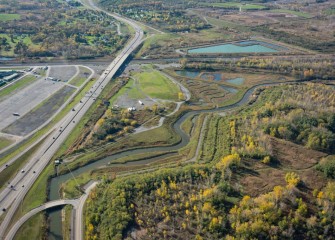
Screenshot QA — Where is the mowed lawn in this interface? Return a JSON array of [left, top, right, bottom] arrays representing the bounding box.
[[0, 13, 20, 21], [134, 69, 180, 101]]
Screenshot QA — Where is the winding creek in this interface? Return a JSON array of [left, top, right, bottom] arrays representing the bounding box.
[[48, 80, 300, 239]]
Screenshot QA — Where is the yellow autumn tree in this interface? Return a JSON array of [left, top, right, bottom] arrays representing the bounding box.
[[285, 172, 300, 188], [216, 153, 241, 170]]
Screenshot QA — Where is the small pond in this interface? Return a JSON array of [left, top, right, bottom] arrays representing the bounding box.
[[175, 70, 200, 78], [226, 77, 244, 85]]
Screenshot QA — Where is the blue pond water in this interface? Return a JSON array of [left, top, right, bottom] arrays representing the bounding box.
[[237, 41, 288, 51], [226, 77, 244, 85], [175, 70, 200, 78], [188, 41, 280, 54]]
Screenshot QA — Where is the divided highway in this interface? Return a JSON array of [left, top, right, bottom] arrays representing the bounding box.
[[0, 2, 143, 238]]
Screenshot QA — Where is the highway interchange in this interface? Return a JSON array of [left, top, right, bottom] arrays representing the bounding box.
[[0, 0, 144, 238]]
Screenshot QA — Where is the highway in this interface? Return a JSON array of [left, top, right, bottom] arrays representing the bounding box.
[[0, 1, 143, 238]]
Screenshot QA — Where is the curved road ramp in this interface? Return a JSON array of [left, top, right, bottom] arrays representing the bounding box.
[[5, 181, 97, 240]]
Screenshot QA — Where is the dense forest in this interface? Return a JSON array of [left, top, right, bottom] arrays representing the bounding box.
[[85, 83, 335, 239]]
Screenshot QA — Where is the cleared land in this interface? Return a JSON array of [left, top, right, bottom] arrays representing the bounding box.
[[3, 85, 75, 136]]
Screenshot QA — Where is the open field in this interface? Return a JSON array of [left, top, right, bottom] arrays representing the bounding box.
[[132, 65, 180, 101], [0, 14, 20, 21], [3, 85, 76, 136]]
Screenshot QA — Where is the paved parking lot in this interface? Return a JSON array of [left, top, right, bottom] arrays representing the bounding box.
[[0, 77, 65, 131]]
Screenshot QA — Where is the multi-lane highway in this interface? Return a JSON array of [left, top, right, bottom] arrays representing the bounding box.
[[0, 1, 143, 238]]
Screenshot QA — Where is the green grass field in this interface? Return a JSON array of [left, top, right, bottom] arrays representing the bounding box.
[[14, 213, 45, 240], [270, 9, 312, 18], [0, 137, 13, 150], [0, 14, 20, 21], [201, 2, 266, 10], [0, 75, 36, 100], [133, 67, 180, 101]]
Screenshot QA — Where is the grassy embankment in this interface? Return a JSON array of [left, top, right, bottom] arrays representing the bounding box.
[[14, 213, 46, 240], [0, 137, 14, 151], [68, 66, 92, 87]]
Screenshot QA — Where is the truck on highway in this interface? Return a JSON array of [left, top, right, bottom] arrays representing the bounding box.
[[13, 113, 20, 116]]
